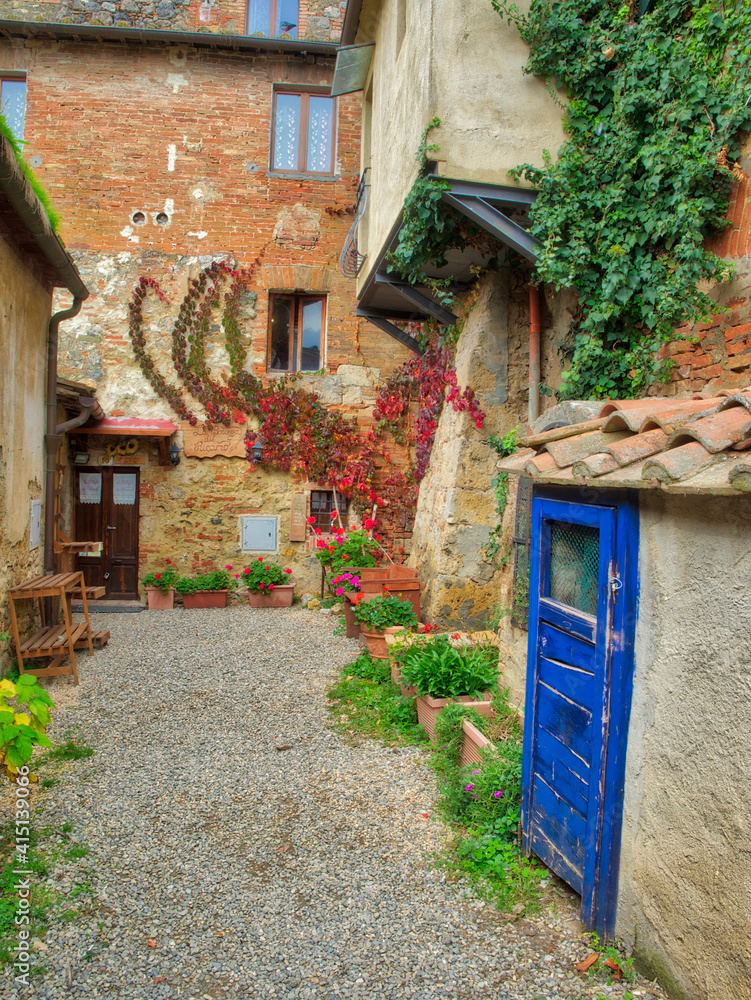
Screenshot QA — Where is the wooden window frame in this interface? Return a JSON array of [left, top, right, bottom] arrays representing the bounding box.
[[247, 0, 299, 38], [270, 89, 337, 176], [309, 490, 348, 533], [266, 293, 327, 374]]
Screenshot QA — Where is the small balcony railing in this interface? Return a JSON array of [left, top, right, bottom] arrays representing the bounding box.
[[339, 168, 370, 278]]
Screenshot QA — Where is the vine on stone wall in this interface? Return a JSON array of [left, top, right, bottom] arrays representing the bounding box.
[[127, 261, 483, 548], [492, 0, 751, 399]]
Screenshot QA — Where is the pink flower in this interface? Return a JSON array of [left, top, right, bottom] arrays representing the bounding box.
[[259, 583, 265, 589], [225, 564, 232, 571], [465, 784, 473, 792], [306, 515, 316, 525], [268, 584, 274, 590], [494, 790, 503, 798], [235, 574, 241, 579], [342, 573, 352, 580], [336, 587, 344, 596], [471, 770, 480, 775]]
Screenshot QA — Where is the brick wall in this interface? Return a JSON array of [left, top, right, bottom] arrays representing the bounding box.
[[656, 166, 751, 396], [0, 0, 345, 39], [0, 33, 416, 589]]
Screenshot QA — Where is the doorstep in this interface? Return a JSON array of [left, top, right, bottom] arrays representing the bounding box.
[[70, 600, 145, 613]]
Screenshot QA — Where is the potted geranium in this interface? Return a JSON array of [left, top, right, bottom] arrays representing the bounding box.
[[242, 557, 295, 608], [313, 527, 380, 576], [395, 635, 498, 740], [174, 566, 238, 609], [142, 560, 179, 610], [352, 594, 418, 659]]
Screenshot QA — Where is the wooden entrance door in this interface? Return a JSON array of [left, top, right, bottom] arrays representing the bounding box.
[[521, 491, 637, 937], [74, 468, 140, 600]]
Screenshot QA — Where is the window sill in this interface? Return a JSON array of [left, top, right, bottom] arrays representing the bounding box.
[[268, 171, 340, 182]]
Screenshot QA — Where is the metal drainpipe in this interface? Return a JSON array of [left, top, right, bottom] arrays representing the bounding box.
[[528, 285, 541, 425], [44, 298, 85, 578]]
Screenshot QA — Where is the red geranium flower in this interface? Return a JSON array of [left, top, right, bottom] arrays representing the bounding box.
[[306, 516, 316, 525], [364, 517, 376, 529], [284, 568, 292, 574], [155, 573, 161, 580]]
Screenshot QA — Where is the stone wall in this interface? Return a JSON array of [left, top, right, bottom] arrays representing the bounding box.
[[0, 0, 345, 39], [408, 269, 568, 635], [0, 234, 49, 665], [0, 34, 415, 598], [617, 492, 751, 1000]]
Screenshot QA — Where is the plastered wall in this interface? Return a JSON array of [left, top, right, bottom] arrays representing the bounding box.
[[354, 0, 566, 288], [618, 491, 751, 1000], [0, 234, 48, 650]]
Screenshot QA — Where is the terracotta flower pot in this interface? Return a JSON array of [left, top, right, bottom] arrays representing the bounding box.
[[415, 692, 494, 741], [182, 590, 229, 609], [460, 718, 495, 768], [247, 584, 294, 608], [389, 662, 417, 698], [343, 597, 360, 639], [146, 587, 175, 610], [360, 627, 389, 659]]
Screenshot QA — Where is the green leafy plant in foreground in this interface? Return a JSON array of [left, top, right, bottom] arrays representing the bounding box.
[[396, 635, 499, 700], [0, 676, 55, 778], [430, 700, 541, 913], [492, 0, 751, 398]]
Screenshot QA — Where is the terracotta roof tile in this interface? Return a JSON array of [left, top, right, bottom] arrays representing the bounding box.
[[501, 389, 751, 494]]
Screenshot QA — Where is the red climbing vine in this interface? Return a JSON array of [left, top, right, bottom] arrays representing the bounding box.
[[127, 261, 484, 548]]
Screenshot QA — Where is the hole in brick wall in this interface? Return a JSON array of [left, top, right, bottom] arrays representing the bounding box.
[[132, 211, 146, 224], [155, 212, 169, 225]]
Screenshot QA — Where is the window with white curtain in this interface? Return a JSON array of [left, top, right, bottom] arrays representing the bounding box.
[[1, 77, 26, 140], [271, 90, 336, 174]]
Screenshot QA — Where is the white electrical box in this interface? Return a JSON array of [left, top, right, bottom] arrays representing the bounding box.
[[241, 516, 277, 552], [29, 500, 42, 551]]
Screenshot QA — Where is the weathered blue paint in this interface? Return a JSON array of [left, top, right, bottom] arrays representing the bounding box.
[[521, 487, 639, 939]]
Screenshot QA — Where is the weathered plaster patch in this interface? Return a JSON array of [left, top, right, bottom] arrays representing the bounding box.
[[167, 145, 177, 172], [166, 74, 187, 94], [188, 231, 208, 240]]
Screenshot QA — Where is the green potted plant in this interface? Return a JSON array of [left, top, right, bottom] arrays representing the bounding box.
[[241, 558, 295, 608], [395, 635, 499, 740], [142, 560, 179, 610], [174, 566, 238, 609], [352, 594, 418, 659]]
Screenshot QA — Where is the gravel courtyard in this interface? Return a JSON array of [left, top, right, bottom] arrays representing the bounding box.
[[3, 608, 668, 1000]]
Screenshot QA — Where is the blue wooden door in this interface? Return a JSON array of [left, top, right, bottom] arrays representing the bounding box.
[[522, 493, 636, 936]]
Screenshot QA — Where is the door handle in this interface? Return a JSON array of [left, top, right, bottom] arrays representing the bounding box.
[[107, 525, 117, 530], [609, 576, 622, 595]]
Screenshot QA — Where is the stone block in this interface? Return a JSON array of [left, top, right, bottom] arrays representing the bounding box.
[[336, 364, 378, 387], [444, 487, 497, 526], [155, 0, 176, 14], [341, 385, 363, 405]]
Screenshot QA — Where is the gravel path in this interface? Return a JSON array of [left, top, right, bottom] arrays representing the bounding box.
[[3, 608, 669, 1000]]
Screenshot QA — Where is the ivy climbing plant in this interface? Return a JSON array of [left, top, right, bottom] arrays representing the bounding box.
[[127, 261, 483, 551], [492, 0, 751, 399]]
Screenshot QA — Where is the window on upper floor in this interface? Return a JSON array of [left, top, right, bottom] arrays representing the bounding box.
[[1, 76, 26, 141], [267, 294, 326, 373], [247, 0, 298, 39], [271, 90, 336, 175]]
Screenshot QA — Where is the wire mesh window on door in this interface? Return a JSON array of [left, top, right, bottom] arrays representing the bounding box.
[[511, 476, 533, 628], [309, 490, 348, 533], [548, 521, 600, 617]]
